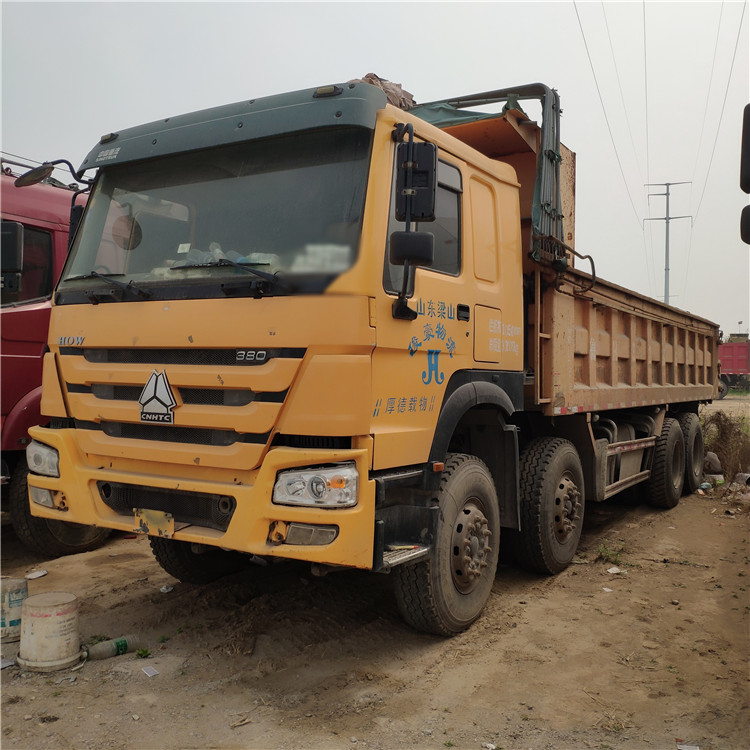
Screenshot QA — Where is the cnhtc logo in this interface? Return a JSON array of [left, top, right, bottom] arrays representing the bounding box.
[[139, 371, 177, 423]]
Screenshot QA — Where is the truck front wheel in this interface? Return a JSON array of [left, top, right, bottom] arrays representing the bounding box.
[[10, 459, 111, 558], [150, 537, 246, 584], [512, 438, 585, 575], [392, 453, 500, 636], [646, 417, 685, 508]]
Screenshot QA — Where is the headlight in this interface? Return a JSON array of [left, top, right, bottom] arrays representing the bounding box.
[[26, 441, 60, 478], [273, 463, 358, 508]]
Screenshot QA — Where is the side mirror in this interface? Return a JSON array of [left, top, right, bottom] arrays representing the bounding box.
[[389, 230, 434, 268], [742, 103, 749, 244], [14, 163, 55, 188], [69, 204, 84, 249], [1, 221, 24, 294], [395, 141, 437, 223], [741, 205, 750, 245]]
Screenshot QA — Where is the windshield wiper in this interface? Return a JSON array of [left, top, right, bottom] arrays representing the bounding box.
[[64, 271, 152, 302], [169, 258, 292, 291]]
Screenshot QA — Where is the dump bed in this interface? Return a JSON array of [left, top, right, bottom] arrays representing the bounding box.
[[527, 265, 718, 416], [414, 86, 720, 415]]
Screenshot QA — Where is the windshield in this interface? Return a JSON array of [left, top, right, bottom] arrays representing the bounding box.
[[58, 127, 372, 301]]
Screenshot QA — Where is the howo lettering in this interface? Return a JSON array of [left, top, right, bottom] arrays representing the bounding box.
[[22, 82, 719, 634]]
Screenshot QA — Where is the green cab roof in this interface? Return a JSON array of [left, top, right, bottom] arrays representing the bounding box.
[[78, 83, 387, 176]]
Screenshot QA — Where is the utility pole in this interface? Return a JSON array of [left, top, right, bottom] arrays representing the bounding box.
[[644, 182, 692, 304]]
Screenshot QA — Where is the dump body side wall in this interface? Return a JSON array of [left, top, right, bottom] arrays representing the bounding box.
[[527, 266, 718, 416]]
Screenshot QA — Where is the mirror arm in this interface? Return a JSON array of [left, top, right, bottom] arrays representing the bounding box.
[[392, 124, 418, 320], [392, 258, 418, 320], [14, 158, 93, 188]]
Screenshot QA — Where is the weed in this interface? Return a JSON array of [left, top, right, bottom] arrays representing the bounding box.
[[136, 648, 151, 659], [158, 635, 170, 643], [702, 411, 750, 477], [596, 542, 623, 565]]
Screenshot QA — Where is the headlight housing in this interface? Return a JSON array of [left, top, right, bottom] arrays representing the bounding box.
[[273, 463, 358, 508], [26, 440, 60, 478]]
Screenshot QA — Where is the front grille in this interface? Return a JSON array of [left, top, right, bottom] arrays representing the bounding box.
[[272, 434, 352, 450], [96, 421, 270, 446], [97, 481, 236, 532], [60, 346, 305, 366], [89, 384, 255, 406], [67, 383, 286, 406]]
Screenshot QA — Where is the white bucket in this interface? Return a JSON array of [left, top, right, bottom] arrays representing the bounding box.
[[16, 592, 81, 672], [1, 578, 28, 642]]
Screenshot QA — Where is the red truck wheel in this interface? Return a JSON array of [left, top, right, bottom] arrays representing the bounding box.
[[10, 459, 111, 558], [392, 453, 500, 636], [717, 378, 729, 399]]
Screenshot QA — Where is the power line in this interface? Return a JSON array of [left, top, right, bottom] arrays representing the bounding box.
[[602, 1, 645, 186], [573, 1, 644, 228], [1, 150, 77, 183], [573, 1, 654, 297], [682, 1, 725, 301], [693, 0, 747, 223], [642, 0, 657, 295], [600, 0, 653, 295]]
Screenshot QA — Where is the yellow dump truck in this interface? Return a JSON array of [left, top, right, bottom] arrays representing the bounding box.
[[23, 82, 718, 635]]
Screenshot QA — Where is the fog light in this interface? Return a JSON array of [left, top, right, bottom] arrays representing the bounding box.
[[285, 523, 339, 546], [29, 486, 55, 508]]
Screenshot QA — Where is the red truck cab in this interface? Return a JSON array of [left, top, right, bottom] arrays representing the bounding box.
[[1, 164, 109, 555]]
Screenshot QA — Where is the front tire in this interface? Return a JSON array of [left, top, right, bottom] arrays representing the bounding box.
[[392, 453, 500, 636], [646, 417, 685, 508], [10, 459, 111, 558], [150, 537, 245, 584], [512, 438, 585, 575]]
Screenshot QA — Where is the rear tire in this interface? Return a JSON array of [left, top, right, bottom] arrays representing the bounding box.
[[717, 378, 729, 400], [150, 537, 245, 584], [646, 417, 685, 508], [512, 438, 585, 575], [677, 412, 703, 494], [392, 453, 500, 636], [10, 459, 111, 558]]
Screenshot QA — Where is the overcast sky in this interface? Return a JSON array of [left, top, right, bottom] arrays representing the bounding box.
[[2, 0, 748, 336]]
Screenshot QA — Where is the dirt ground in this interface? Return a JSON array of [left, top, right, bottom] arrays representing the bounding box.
[[2, 398, 749, 750]]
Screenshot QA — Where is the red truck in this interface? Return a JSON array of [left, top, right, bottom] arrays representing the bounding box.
[[718, 336, 750, 398], [1, 162, 110, 555]]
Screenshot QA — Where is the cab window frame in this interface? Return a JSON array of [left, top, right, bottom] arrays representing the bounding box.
[[383, 156, 462, 297]]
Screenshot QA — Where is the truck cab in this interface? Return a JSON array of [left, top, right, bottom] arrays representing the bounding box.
[[1, 165, 110, 555]]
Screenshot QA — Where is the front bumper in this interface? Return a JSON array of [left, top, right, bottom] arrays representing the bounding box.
[[26, 425, 376, 569]]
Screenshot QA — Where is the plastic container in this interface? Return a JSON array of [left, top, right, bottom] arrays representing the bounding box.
[[16, 591, 80, 672], [85, 635, 143, 660], [1, 578, 28, 642]]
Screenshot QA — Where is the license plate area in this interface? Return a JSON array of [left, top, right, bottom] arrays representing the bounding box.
[[134, 508, 175, 538]]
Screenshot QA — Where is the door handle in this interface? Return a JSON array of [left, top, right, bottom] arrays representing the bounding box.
[[457, 304, 470, 322]]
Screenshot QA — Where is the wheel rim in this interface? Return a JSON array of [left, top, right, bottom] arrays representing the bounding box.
[[553, 474, 582, 544], [450, 500, 493, 594]]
